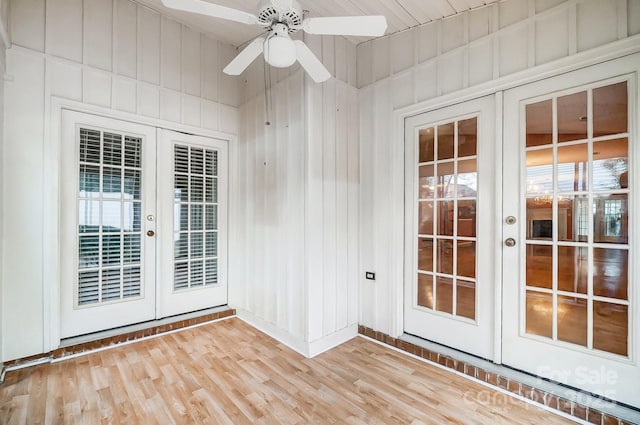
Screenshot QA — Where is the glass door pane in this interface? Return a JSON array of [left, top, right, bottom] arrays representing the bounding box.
[[416, 117, 478, 320], [522, 81, 630, 356], [173, 145, 220, 291], [77, 129, 143, 306]]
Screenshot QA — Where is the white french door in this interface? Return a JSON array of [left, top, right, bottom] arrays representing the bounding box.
[[502, 55, 640, 408], [60, 111, 228, 338], [156, 129, 228, 318], [404, 95, 498, 360]]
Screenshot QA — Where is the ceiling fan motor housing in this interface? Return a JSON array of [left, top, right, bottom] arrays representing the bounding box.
[[257, 0, 303, 32]]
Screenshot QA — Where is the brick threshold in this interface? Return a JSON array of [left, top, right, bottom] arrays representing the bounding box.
[[359, 325, 638, 425], [2, 307, 235, 370]]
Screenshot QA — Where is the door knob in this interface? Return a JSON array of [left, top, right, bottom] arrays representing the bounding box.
[[147, 230, 155, 237], [504, 238, 516, 247]]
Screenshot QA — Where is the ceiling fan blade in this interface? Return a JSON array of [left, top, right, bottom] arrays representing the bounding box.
[[294, 40, 331, 83], [160, 0, 257, 25], [303, 16, 388, 37], [223, 38, 265, 76]]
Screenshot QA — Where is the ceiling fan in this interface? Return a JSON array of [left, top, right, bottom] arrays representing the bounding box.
[[160, 0, 388, 83]]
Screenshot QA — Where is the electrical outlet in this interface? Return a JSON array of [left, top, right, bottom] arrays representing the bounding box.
[[365, 272, 376, 280]]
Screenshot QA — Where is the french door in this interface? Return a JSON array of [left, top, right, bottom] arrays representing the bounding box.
[[157, 129, 228, 317], [502, 55, 639, 408], [60, 111, 228, 338], [404, 95, 498, 360]]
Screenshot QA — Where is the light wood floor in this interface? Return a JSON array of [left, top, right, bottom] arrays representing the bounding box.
[[0, 318, 575, 424]]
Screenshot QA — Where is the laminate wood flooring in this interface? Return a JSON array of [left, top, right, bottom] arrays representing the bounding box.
[[0, 318, 575, 424]]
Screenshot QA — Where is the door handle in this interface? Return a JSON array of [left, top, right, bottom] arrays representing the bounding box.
[[147, 230, 155, 237], [504, 238, 516, 247]]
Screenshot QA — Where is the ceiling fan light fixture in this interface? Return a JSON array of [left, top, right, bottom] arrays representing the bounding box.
[[264, 33, 297, 68]]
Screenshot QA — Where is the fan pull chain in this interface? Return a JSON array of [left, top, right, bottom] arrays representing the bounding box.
[[263, 36, 273, 126]]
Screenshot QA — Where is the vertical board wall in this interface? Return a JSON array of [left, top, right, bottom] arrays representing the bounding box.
[[358, 0, 640, 335], [3, 0, 240, 361], [0, 0, 8, 369], [232, 35, 360, 356]]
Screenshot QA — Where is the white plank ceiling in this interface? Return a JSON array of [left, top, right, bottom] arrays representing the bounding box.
[[134, 0, 501, 47]]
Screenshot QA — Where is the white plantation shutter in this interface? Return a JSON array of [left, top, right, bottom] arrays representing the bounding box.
[[77, 128, 143, 306], [173, 144, 219, 291]]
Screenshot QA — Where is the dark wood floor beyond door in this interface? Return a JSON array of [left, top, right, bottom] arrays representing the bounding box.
[[0, 318, 574, 424]]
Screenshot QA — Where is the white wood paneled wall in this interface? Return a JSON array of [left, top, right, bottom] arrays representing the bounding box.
[[358, 0, 640, 335], [0, 0, 7, 369], [232, 34, 360, 357], [2, 0, 240, 361], [232, 72, 308, 350]]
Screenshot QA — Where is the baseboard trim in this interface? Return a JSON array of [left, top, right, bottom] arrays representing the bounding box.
[[308, 324, 358, 357], [235, 309, 310, 357]]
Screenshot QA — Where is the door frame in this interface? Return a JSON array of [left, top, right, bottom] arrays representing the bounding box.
[[391, 40, 640, 348], [44, 97, 236, 351]]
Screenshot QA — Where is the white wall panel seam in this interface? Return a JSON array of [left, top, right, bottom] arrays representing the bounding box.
[[463, 11, 470, 89], [568, 0, 577, 55]]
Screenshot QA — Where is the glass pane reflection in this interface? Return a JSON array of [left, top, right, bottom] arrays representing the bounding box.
[[457, 241, 476, 279], [526, 198, 552, 240], [526, 291, 553, 338], [418, 201, 434, 235], [457, 200, 476, 237], [593, 194, 628, 244], [437, 162, 456, 198], [594, 82, 628, 137], [593, 248, 628, 300], [557, 246, 587, 294], [526, 100, 553, 147], [458, 118, 477, 157], [557, 295, 587, 347], [436, 276, 454, 314], [417, 273, 433, 309], [437, 201, 454, 236], [526, 149, 553, 195], [557, 91, 587, 142], [419, 165, 435, 199], [419, 128, 435, 163], [437, 123, 455, 160], [593, 138, 628, 191], [436, 239, 454, 275], [526, 244, 552, 289], [557, 143, 588, 192], [457, 160, 477, 197], [418, 238, 434, 272], [593, 302, 628, 356], [558, 196, 589, 242], [457, 280, 475, 320]]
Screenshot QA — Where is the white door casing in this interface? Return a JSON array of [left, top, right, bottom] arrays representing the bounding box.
[[404, 95, 497, 360], [502, 54, 640, 408]]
